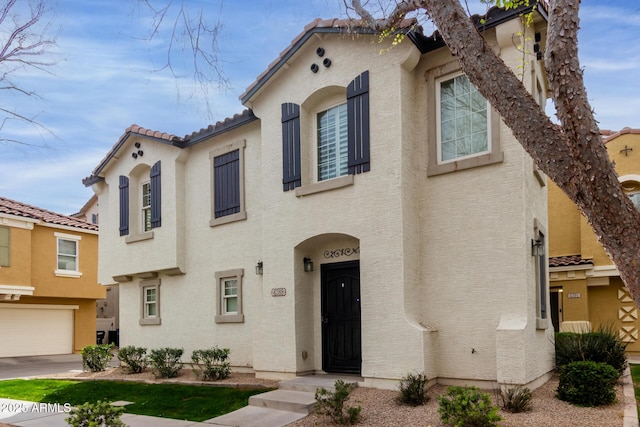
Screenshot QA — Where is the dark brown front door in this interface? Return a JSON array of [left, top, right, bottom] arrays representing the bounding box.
[[321, 261, 361, 374]]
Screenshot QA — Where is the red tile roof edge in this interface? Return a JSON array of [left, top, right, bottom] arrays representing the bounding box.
[[548, 255, 593, 267], [602, 127, 640, 143], [0, 196, 98, 231]]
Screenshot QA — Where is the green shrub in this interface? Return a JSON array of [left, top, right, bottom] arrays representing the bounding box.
[[498, 385, 532, 413], [66, 400, 125, 427], [191, 347, 231, 381], [437, 386, 502, 427], [117, 346, 148, 374], [81, 344, 113, 372], [149, 347, 184, 378], [315, 379, 361, 425], [557, 360, 618, 406], [555, 326, 627, 374], [397, 372, 429, 406]]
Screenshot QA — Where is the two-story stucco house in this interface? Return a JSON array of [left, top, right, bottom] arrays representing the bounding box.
[[0, 197, 105, 357], [549, 128, 640, 354], [84, 5, 554, 389]]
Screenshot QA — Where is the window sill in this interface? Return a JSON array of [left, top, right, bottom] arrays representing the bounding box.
[[54, 270, 82, 278], [295, 174, 354, 197], [215, 314, 244, 324], [139, 317, 161, 325], [125, 231, 154, 244], [428, 151, 504, 176], [209, 211, 247, 228]]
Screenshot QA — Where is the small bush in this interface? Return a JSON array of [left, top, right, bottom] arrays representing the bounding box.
[[498, 385, 532, 413], [66, 400, 125, 427], [437, 386, 502, 427], [315, 379, 361, 425], [397, 372, 429, 406], [557, 360, 618, 406], [149, 347, 184, 378], [555, 326, 627, 374], [81, 344, 113, 372], [117, 346, 148, 374], [191, 347, 231, 381]]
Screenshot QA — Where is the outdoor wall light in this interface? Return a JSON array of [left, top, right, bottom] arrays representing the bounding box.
[[303, 257, 314, 272], [531, 237, 545, 257], [255, 261, 263, 275]]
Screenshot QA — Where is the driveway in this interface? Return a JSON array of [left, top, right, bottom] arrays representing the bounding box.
[[0, 354, 83, 380]]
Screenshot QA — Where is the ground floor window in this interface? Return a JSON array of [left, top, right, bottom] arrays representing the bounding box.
[[215, 269, 244, 323], [139, 279, 161, 325]]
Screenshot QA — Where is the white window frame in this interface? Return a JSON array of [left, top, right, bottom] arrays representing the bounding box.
[[54, 232, 82, 278], [0, 226, 9, 267], [534, 219, 549, 330], [316, 102, 349, 182], [141, 181, 151, 232], [436, 72, 491, 164], [215, 268, 244, 323], [426, 62, 503, 176], [139, 279, 161, 325]]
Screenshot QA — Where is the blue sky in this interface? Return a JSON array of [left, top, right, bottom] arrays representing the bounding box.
[[1, 0, 638, 215]]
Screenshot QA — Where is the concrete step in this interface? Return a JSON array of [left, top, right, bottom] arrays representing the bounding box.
[[248, 389, 316, 414], [279, 374, 362, 393], [205, 405, 308, 427]]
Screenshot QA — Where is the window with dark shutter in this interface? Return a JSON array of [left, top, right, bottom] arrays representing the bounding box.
[[282, 102, 301, 191], [214, 150, 241, 218], [347, 71, 370, 174], [150, 161, 161, 228], [119, 175, 129, 236]]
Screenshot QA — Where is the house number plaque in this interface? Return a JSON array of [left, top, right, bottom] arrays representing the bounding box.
[[271, 288, 286, 297]]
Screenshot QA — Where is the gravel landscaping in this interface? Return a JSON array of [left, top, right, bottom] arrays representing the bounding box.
[[1, 367, 627, 426]]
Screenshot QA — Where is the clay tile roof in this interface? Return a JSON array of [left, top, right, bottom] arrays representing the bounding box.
[[240, 17, 417, 104], [184, 109, 257, 143], [602, 127, 640, 143], [548, 255, 593, 268], [126, 124, 183, 142], [0, 196, 98, 231]]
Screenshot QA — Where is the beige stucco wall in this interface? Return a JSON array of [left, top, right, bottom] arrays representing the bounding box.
[[97, 15, 554, 388]]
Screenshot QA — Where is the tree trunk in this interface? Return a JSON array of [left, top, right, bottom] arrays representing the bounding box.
[[353, 0, 640, 306]]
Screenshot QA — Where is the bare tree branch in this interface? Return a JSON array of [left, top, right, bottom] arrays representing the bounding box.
[[0, 0, 58, 148]]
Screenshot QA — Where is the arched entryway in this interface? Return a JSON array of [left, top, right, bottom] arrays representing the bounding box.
[[294, 233, 361, 375]]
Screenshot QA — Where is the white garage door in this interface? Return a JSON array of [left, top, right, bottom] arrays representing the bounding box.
[[0, 304, 75, 357]]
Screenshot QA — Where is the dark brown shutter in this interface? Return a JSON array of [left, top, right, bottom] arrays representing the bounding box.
[[150, 161, 161, 228], [119, 175, 129, 236], [347, 71, 370, 174], [214, 150, 241, 218], [282, 103, 301, 191]]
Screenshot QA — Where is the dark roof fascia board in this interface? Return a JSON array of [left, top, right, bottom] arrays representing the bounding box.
[[83, 132, 183, 187], [240, 26, 378, 105], [182, 110, 258, 147], [408, 2, 547, 54]]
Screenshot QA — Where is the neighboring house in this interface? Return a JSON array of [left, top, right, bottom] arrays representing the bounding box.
[[71, 194, 99, 225], [84, 5, 554, 389], [0, 197, 105, 357], [548, 128, 640, 353], [72, 195, 120, 342]]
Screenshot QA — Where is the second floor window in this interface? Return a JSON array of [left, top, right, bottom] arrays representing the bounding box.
[[437, 73, 489, 163], [57, 238, 78, 271], [317, 103, 348, 181], [142, 182, 151, 232], [0, 226, 9, 267]]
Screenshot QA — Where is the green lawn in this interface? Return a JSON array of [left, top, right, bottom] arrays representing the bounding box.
[[0, 379, 271, 422]]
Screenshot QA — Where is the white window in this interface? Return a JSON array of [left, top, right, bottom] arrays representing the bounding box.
[[533, 220, 549, 330], [140, 279, 161, 325], [630, 193, 640, 210], [437, 73, 489, 163], [141, 181, 151, 232], [54, 232, 82, 278], [317, 103, 348, 181], [222, 279, 238, 314], [0, 226, 9, 267], [215, 269, 244, 323]]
